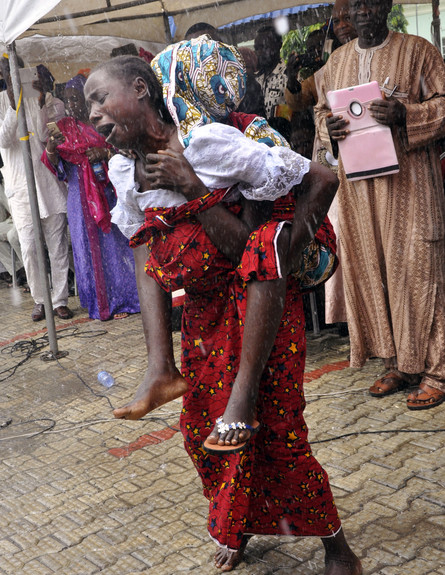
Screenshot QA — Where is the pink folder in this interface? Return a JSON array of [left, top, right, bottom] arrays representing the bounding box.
[[327, 81, 399, 181]]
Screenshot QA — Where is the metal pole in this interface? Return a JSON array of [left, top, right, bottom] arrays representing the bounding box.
[[309, 291, 320, 337], [432, 0, 441, 54], [161, 4, 173, 44], [6, 42, 60, 356], [11, 246, 17, 288]]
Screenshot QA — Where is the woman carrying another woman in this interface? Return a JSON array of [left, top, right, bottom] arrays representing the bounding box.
[[42, 74, 140, 321], [84, 41, 361, 574]]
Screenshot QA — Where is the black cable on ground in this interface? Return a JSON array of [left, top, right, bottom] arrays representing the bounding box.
[[2, 329, 444, 443], [0, 418, 56, 440], [55, 356, 114, 410], [0, 327, 107, 383], [312, 427, 445, 444]]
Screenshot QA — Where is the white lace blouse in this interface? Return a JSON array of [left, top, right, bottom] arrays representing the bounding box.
[[109, 122, 311, 238]]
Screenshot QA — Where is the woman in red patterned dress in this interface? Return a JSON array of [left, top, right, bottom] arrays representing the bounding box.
[[84, 45, 361, 575]]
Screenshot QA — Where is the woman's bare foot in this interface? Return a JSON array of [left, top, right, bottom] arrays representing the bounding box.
[[324, 556, 362, 575], [214, 536, 250, 571], [322, 528, 362, 575], [113, 367, 188, 419]]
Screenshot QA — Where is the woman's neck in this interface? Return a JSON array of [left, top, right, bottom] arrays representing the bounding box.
[[138, 121, 178, 156]]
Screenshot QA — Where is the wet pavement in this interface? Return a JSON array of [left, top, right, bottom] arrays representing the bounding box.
[[0, 279, 444, 575]]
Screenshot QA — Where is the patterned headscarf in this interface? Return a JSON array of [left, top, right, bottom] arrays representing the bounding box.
[[151, 35, 247, 147]]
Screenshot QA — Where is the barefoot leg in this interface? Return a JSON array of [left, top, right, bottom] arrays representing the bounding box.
[[214, 536, 250, 572], [206, 276, 287, 447], [114, 245, 188, 420], [322, 528, 362, 575], [113, 366, 188, 420]]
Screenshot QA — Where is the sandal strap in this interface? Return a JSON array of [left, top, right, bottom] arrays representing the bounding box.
[[216, 417, 255, 434]]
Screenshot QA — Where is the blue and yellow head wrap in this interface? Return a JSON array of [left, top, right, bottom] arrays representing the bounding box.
[[151, 35, 247, 147]]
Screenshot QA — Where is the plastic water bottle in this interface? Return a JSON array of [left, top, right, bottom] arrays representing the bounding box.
[[98, 370, 114, 388], [92, 161, 106, 181]]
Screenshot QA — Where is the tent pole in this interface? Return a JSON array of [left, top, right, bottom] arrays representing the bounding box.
[[6, 42, 61, 358], [162, 11, 173, 43], [432, 0, 441, 53]]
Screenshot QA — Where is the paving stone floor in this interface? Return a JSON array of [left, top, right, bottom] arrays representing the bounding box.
[[0, 280, 444, 574]]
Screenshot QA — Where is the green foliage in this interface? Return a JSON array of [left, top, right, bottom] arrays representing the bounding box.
[[387, 4, 408, 33], [281, 5, 407, 62], [281, 23, 324, 62]]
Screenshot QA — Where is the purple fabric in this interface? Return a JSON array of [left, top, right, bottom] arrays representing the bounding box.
[[65, 74, 87, 92], [64, 162, 140, 320]]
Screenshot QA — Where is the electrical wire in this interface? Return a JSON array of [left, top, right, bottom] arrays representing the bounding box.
[[311, 427, 445, 444], [55, 356, 115, 410], [0, 326, 107, 382], [1, 328, 444, 445], [0, 418, 56, 441], [0, 412, 181, 442], [306, 387, 369, 398]]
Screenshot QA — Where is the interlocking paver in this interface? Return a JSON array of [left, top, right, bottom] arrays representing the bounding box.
[[1, 280, 445, 574]]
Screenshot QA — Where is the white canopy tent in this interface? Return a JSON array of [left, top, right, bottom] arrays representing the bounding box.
[[1, 35, 166, 82], [1, 0, 434, 46]]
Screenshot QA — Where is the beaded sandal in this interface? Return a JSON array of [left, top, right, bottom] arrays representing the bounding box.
[[203, 417, 261, 455]]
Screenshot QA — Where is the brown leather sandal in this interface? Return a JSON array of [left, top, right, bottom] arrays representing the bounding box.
[[369, 372, 411, 397], [406, 383, 445, 410]]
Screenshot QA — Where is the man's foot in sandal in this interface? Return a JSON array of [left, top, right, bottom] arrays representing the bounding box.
[[369, 371, 419, 397], [214, 536, 250, 571], [407, 382, 445, 410]]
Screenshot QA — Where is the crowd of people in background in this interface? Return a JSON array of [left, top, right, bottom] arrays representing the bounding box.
[[1, 1, 445, 570]]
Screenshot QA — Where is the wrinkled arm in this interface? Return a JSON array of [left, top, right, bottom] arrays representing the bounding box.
[[314, 69, 336, 155]]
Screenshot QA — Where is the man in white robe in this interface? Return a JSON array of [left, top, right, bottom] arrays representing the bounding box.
[[0, 56, 72, 321]]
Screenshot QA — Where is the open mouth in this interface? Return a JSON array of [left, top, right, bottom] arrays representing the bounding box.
[[97, 123, 115, 141]]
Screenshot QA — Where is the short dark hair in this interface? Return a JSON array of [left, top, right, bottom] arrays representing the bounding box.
[[110, 43, 139, 58], [307, 29, 325, 42], [184, 22, 220, 40], [92, 55, 174, 124], [256, 24, 282, 45]]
